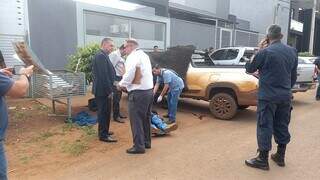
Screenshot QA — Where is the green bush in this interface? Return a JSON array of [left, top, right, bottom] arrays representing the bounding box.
[[67, 44, 100, 83], [298, 52, 314, 57]]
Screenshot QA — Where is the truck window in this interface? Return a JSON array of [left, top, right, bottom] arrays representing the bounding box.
[[210, 49, 239, 60], [192, 53, 214, 67], [243, 50, 255, 59], [210, 49, 227, 60]]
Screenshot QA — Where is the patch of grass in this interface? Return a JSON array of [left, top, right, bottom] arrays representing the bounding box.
[[32, 103, 49, 111], [61, 140, 89, 157], [81, 126, 96, 136], [14, 111, 25, 119], [27, 131, 56, 143], [19, 156, 33, 165], [39, 131, 55, 140], [62, 123, 77, 133], [80, 126, 97, 142]]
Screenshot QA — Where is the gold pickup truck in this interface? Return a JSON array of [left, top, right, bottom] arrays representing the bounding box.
[[181, 52, 259, 120]]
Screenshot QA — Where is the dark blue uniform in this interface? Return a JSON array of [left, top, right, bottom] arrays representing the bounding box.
[[246, 41, 298, 151]]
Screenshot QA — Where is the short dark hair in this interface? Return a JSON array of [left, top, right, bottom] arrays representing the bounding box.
[[101, 37, 113, 46], [154, 45, 159, 49], [119, 44, 125, 50], [152, 64, 161, 69], [267, 24, 282, 40]]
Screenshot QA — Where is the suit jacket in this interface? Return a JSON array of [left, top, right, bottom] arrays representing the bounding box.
[[92, 49, 116, 97]]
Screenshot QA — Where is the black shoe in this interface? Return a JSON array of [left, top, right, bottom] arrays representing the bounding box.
[[126, 147, 145, 154], [145, 144, 151, 149], [99, 136, 118, 143], [271, 144, 286, 167], [114, 117, 125, 123], [119, 114, 127, 119], [245, 150, 269, 171], [108, 131, 114, 136]]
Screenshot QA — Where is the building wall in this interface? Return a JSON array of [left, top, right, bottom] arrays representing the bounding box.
[[169, 0, 230, 19], [230, 0, 290, 43], [170, 18, 216, 49], [0, 0, 26, 67], [28, 0, 78, 70]]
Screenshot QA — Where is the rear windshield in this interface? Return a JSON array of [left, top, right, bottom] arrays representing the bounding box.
[[192, 53, 215, 67]]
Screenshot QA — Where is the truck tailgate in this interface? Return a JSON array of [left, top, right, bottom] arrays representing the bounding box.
[[297, 64, 314, 83]]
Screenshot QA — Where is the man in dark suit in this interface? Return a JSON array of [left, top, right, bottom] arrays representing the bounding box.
[[92, 38, 117, 143]]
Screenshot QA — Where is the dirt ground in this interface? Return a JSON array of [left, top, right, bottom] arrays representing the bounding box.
[[6, 90, 320, 180]]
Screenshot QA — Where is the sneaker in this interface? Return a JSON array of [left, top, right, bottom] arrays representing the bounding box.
[[164, 123, 178, 133]]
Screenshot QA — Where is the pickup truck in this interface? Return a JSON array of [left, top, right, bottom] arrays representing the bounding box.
[[208, 47, 316, 93], [292, 58, 316, 93], [180, 51, 258, 120]]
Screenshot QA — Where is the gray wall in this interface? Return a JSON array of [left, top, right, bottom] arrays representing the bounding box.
[[28, 0, 77, 70], [230, 0, 290, 43], [170, 18, 215, 50]]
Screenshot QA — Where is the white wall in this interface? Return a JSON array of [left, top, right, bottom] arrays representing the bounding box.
[[169, 0, 217, 15], [0, 0, 25, 35]]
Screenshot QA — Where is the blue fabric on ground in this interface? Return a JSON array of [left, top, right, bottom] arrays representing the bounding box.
[[151, 113, 167, 131], [73, 111, 97, 126]]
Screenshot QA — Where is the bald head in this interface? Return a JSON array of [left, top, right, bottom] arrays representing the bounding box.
[[267, 24, 283, 41], [124, 39, 139, 55]]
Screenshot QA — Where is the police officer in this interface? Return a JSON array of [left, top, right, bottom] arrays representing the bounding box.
[[153, 65, 184, 124], [245, 25, 298, 170]]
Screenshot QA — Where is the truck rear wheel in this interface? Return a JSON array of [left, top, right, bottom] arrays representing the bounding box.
[[209, 92, 237, 120]]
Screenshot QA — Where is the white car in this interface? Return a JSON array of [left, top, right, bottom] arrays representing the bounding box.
[[292, 58, 316, 93]]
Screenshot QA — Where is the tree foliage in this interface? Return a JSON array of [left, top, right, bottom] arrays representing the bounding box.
[[67, 44, 100, 83]]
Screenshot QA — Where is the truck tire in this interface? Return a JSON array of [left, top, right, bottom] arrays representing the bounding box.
[[209, 92, 238, 120], [238, 105, 250, 110]]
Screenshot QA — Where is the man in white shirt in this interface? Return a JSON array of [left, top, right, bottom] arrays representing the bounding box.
[[109, 45, 127, 123], [118, 39, 154, 154]]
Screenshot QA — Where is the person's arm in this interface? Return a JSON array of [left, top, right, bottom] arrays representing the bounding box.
[[119, 55, 138, 88], [153, 83, 160, 95], [291, 53, 298, 88], [157, 73, 171, 103], [5, 66, 34, 98], [245, 50, 266, 74], [159, 84, 169, 97]]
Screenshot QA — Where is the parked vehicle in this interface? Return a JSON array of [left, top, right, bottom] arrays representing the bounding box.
[[209, 47, 256, 65], [181, 51, 258, 120], [208, 47, 316, 93], [292, 58, 316, 93]]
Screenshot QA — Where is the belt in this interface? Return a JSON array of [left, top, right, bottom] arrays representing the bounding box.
[[129, 89, 153, 94]]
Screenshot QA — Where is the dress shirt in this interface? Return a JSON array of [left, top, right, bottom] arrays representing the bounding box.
[[109, 50, 125, 77], [119, 49, 153, 92]]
